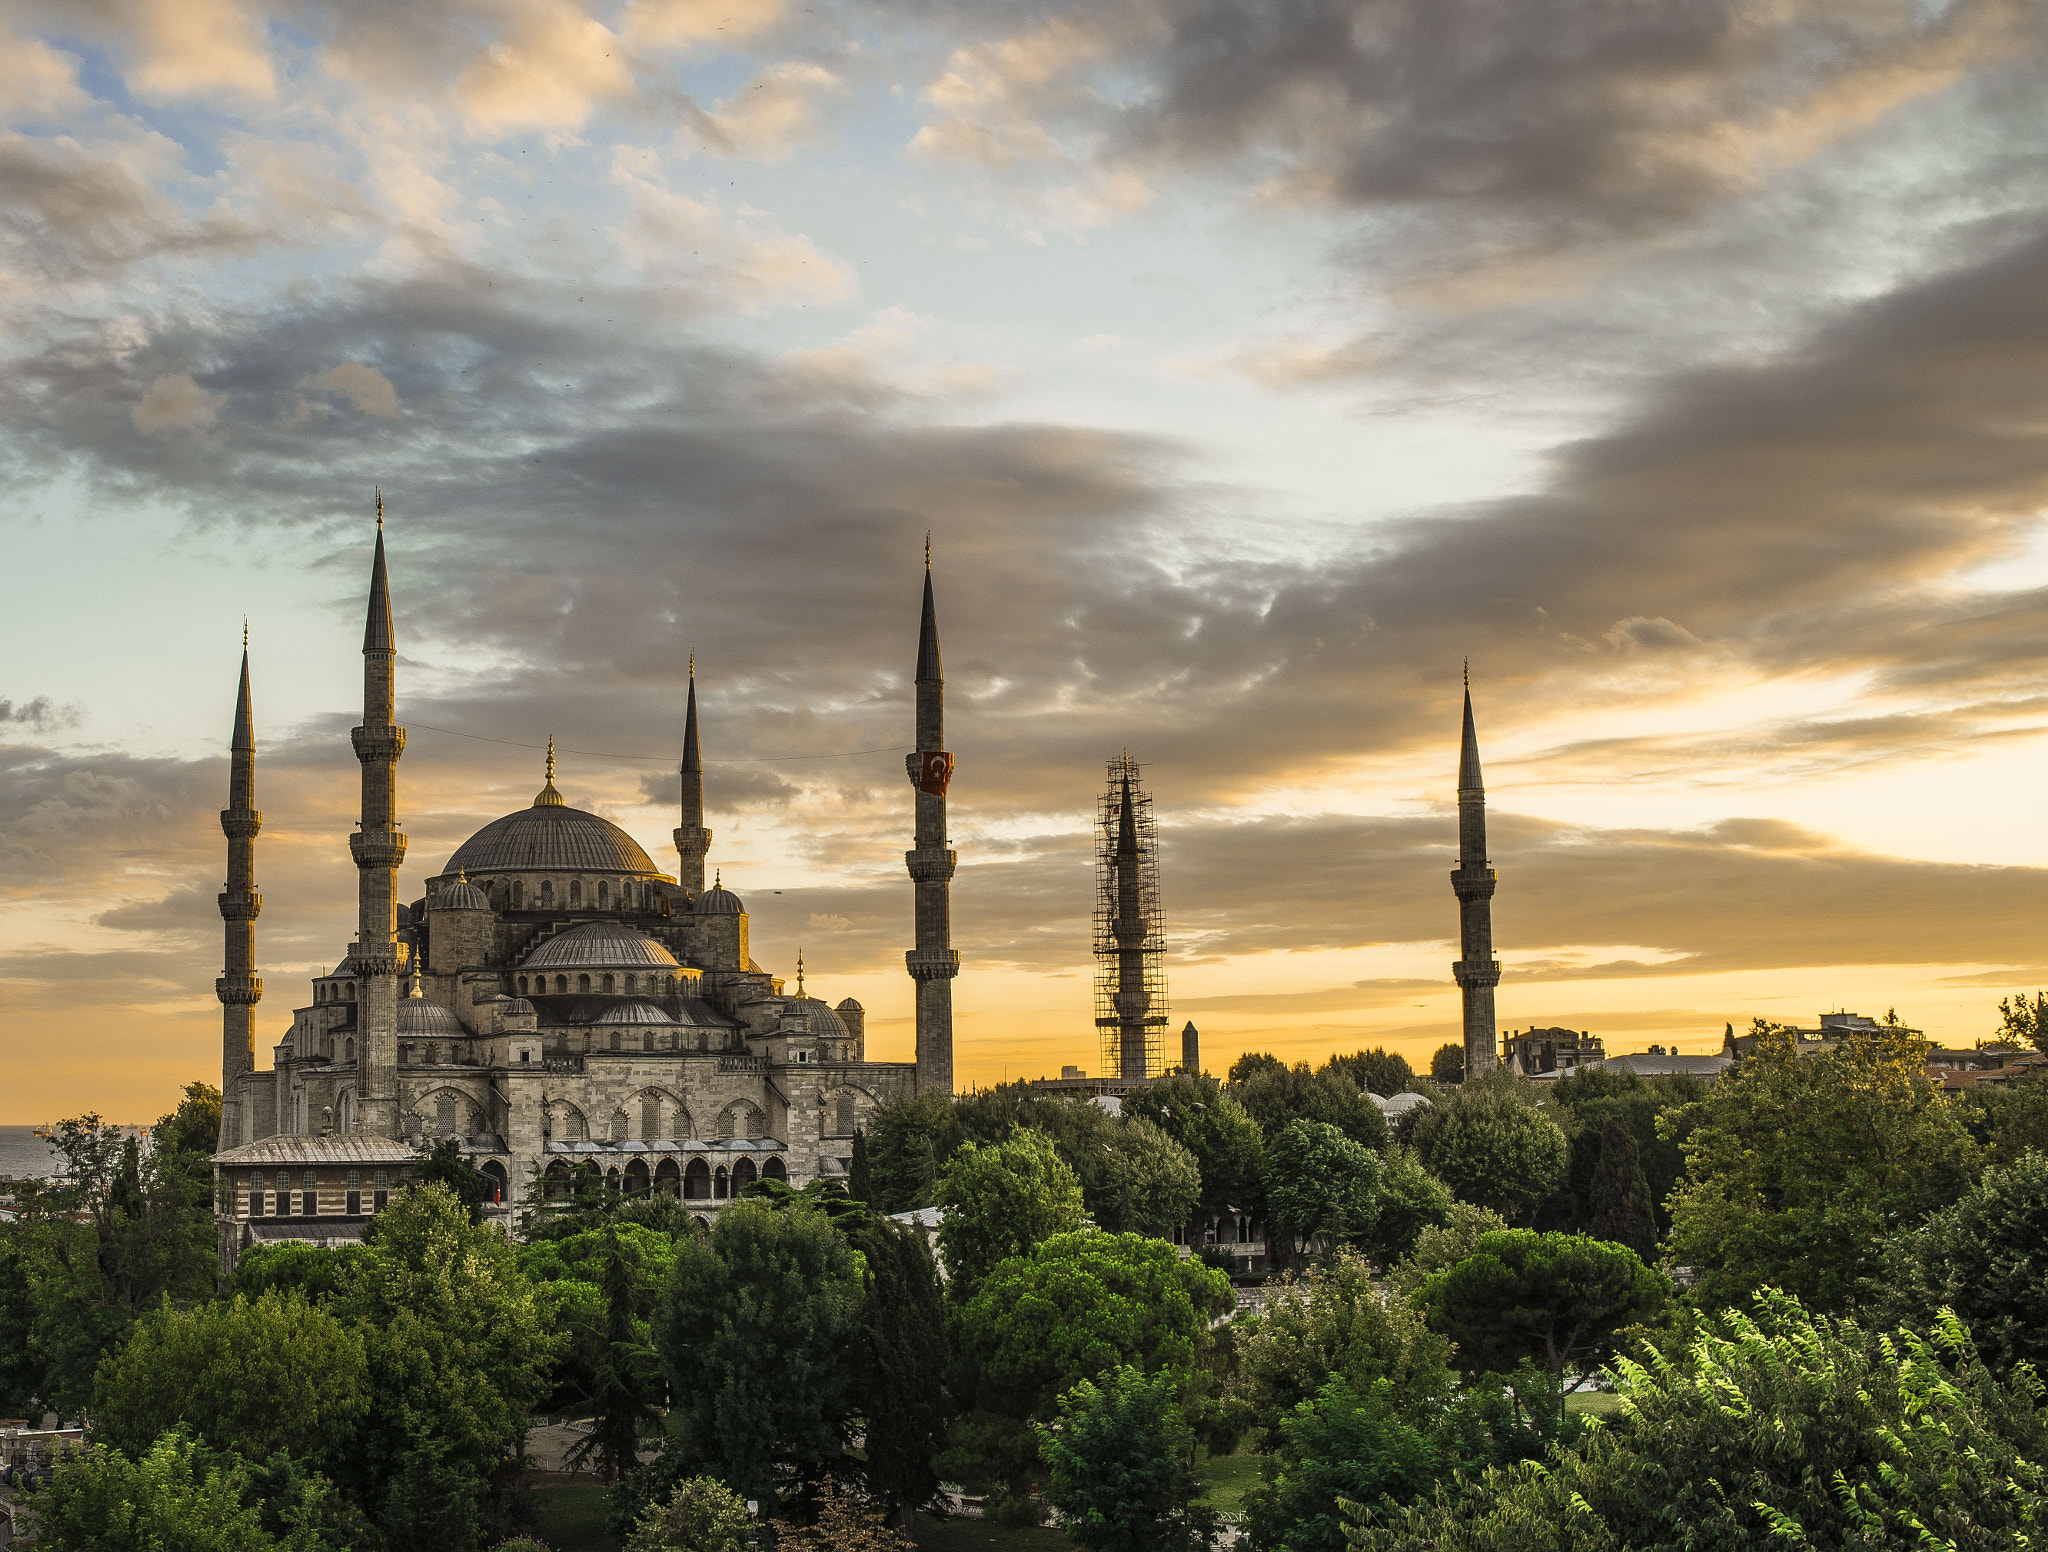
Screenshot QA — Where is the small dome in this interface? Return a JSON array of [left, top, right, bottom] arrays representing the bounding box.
[[787, 997, 849, 1039], [525, 921, 682, 970], [500, 997, 535, 1015], [606, 1000, 676, 1025], [398, 993, 465, 1036], [694, 885, 744, 915], [835, 997, 863, 1013], [434, 875, 490, 912]]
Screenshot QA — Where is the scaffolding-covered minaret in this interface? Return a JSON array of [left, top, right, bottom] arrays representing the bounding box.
[[1094, 753, 1167, 1080], [215, 627, 261, 1150]]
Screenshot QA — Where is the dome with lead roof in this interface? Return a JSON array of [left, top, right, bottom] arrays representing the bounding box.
[[605, 1000, 676, 1025], [397, 990, 466, 1036], [524, 921, 681, 971], [444, 796, 661, 877], [433, 874, 490, 911], [786, 997, 849, 1039], [694, 884, 744, 914]]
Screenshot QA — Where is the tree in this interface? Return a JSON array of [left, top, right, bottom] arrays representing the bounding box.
[[1229, 1052, 1287, 1084], [844, 1215, 950, 1533], [1123, 1076, 1266, 1219], [1036, 1366, 1218, 1552], [92, 1291, 370, 1474], [1586, 1117, 1657, 1258], [772, 1478, 907, 1552], [412, 1140, 496, 1224], [230, 1242, 367, 1304], [622, 1476, 753, 1552], [1546, 1069, 1701, 1237], [1990, 991, 2047, 1053], [1241, 1377, 1438, 1552], [1321, 1049, 1414, 1098], [655, 1196, 864, 1504], [1417, 1230, 1669, 1392], [336, 1183, 558, 1531], [1969, 1064, 2048, 1165], [866, 1093, 966, 1212], [1429, 1044, 1463, 1084], [1231, 1065, 1388, 1153], [1403, 1077, 1567, 1222], [1383, 1202, 1506, 1302], [1665, 1025, 1982, 1312], [22, 1429, 321, 1552], [947, 1231, 1232, 1509], [1347, 1294, 2048, 1551], [1359, 1147, 1453, 1269], [936, 1130, 1085, 1298], [1090, 1116, 1201, 1237], [1877, 1149, 2048, 1380], [848, 1127, 873, 1205], [1261, 1121, 1380, 1267]]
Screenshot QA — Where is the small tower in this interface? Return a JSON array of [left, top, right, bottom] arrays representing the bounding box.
[[215, 629, 262, 1150], [904, 548, 959, 1096], [1094, 754, 1167, 1081], [1181, 1020, 1199, 1077], [674, 655, 712, 894], [350, 495, 409, 1137], [1450, 672, 1501, 1077]]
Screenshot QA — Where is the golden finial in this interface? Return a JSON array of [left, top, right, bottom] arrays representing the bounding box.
[[1464, 658, 1469, 690], [796, 948, 805, 996], [457, 868, 468, 884], [925, 531, 931, 569], [408, 964, 423, 997], [715, 868, 722, 889], [689, 650, 695, 678], [242, 617, 249, 650], [534, 735, 565, 806], [376, 488, 384, 530]]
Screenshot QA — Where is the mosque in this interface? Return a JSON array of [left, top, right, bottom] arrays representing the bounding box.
[[210, 511, 959, 1266]]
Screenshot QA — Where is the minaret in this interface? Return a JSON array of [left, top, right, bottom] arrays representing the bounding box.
[[904, 547, 958, 1096], [674, 654, 711, 894], [350, 496, 408, 1136], [1110, 767, 1149, 1079], [1451, 669, 1500, 1077], [215, 627, 262, 1149]]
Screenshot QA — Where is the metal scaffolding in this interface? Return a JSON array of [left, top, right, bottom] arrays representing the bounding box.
[[1093, 752, 1167, 1080]]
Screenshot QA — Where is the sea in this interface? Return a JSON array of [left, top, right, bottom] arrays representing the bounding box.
[[0, 1124, 150, 1182]]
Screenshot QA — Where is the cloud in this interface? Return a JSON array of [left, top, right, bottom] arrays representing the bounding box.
[[294, 362, 402, 420], [132, 373, 221, 434], [0, 698, 83, 733], [457, 0, 631, 134], [123, 0, 276, 102], [622, 0, 790, 51], [693, 62, 843, 163]]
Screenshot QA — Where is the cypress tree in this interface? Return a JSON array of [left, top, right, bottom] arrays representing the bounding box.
[[849, 1127, 873, 1205], [847, 1217, 949, 1535], [1589, 1117, 1658, 1260]]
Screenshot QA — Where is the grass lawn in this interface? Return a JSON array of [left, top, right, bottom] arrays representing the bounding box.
[[912, 1518, 1078, 1552], [529, 1473, 617, 1552], [1566, 1390, 1625, 1417], [1195, 1450, 1267, 1515]]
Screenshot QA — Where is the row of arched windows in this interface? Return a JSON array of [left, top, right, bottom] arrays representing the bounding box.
[[540, 1156, 788, 1202], [496, 878, 647, 912], [516, 972, 684, 997], [314, 981, 356, 1003]]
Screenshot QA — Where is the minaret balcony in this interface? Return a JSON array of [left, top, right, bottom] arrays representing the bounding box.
[[1450, 866, 1498, 898], [350, 725, 407, 762], [1452, 959, 1502, 987], [218, 888, 263, 921], [350, 831, 409, 869], [906, 949, 961, 981], [905, 847, 957, 884], [216, 974, 263, 1004], [220, 810, 263, 839]]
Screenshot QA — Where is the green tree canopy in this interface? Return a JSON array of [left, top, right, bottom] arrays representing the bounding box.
[[1347, 1294, 2048, 1551], [1664, 1025, 1982, 1312], [1358, 1146, 1452, 1270], [1321, 1049, 1415, 1098], [1261, 1120, 1381, 1265], [1547, 1068, 1702, 1237], [842, 1214, 950, 1531], [229, 1242, 367, 1305], [866, 1093, 966, 1212], [1429, 1044, 1463, 1084], [1876, 1148, 2048, 1380], [1229, 1053, 1287, 1084], [23, 1430, 320, 1552], [936, 1129, 1086, 1298], [1243, 1377, 1439, 1552], [622, 1475, 754, 1552], [1990, 991, 2048, 1054], [1968, 1065, 2048, 1166], [1403, 1077, 1568, 1222], [1036, 1366, 1218, 1552], [1123, 1075, 1266, 1218], [1417, 1229, 1669, 1390], [92, 1291, 369, 1474], [654, 1196, 865, 1504], [1383, 1202, 1507, 1302], [1231, 1065, 1388, 1153], [1587, 1117, 1658, 1259], [1090, 1116, 1202, 1237]]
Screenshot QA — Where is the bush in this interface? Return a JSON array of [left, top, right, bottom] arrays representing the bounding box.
[[623, 1475, 752, 1552]]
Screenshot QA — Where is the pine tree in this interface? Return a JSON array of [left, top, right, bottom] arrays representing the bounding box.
[[847, 1217, 949, 1536], [849, 1128, 873, 1205], [569, 1226, 664, 1482], [1589, 1117, 1658, 1259]]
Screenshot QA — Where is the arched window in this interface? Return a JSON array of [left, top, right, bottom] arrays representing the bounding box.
[[834, 1096, 856, 1135], [516, 976, 527, 995], [346, 1168, 362, 1215], [481, 1161, 507, 1205], [622, 974, 636, 994], [543, 1161, 569, 1201], [641, 1096, 661, 1139], [601, 973, 614, 993], [344, 1038, 355, 1061], [733, 1158, 757, 1192], [763, 1157, 787, 1183], [569, 880, 582, 907], [344, 981, 356, 1001], [609, 1110, 627, 1141], [436, 1093, 458, 1136], [512, 881, 524, 910], [540, 880, 554, 908], [578, 973, 591, 994], [684, 1159, 711, 1199], [643, 1032, 655, 1052], [597, 881, 608, 908], [623, 1158, 649, 1196], [555, 975, 568, 994], [655, 1159, 681, 1197], [315, 984, 324, 1002], [672, 1105, 693, 1141], [605, 1167, 620, 1192], [713, 1166, 729, 1200], [622, 882, 635, 908]]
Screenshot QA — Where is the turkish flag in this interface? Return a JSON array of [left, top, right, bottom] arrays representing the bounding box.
[[918, 751, 955, 796]]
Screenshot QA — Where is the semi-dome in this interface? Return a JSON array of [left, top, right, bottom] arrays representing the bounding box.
[[524, 921, 682, 971], [694, 884, 744, 914], [605, 1000, 676, 1025], [500, 997, 535, 1015], [444, 798, 659, 877], [397, 992, 466, 1036], [433, 873, 490, 911]]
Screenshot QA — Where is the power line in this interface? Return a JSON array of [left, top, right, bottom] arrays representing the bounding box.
[[407, 721, 910, 765]]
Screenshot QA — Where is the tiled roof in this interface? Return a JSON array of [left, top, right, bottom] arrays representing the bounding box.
[[213, 1135, 419, 1166], [444, 804, 659, 875]]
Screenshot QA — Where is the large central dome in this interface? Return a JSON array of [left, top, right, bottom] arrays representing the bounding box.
[[444, 801, 660, 876]]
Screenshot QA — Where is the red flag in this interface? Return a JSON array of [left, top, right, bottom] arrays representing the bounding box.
[[917, 751, 955, 796]]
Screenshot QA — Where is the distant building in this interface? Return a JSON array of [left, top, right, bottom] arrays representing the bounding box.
[[1722, 1012, 1921, 1060], [1502, 1027, 1605, 1077], [1924, 1047, 2047, 1092], [1602, 1049, 1732, 1082]]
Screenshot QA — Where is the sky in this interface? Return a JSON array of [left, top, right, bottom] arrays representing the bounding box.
[[7, 0, 2048, 1123]]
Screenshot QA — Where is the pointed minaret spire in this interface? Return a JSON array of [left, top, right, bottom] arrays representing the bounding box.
[[350, 498, 408, 1137], [1450, 672, 1500, 1078], [905, 547, 958, 1096], [216, 631, 263, 1149], [675, 653, 711, 892]]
